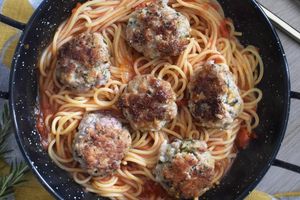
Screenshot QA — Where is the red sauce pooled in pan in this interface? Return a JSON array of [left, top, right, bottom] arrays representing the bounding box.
[[139, 180, 172, 200], [36, 93, 53, 149]]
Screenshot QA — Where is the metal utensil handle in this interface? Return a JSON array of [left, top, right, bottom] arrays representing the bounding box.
[[273, 159, 300, 174], [259, 4, 300, 44], [0, 14, 26, 99], [272, 91, 300, 173], [291, 91, 300, 99]]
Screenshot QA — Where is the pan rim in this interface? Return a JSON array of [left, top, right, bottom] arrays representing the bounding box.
[[8, 0, 291, 199], [9, 0, 65, 199], [233, 0, 290, 198]]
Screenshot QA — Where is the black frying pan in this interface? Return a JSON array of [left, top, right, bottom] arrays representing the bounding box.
[[0, 0, 300, 199]]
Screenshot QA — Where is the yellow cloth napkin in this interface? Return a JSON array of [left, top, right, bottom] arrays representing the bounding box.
[[0, 0, 299, 200], [0, 0, 34, 68], [246, 190, 274, 200], [0, 160, 52, 200], [245, 190, 300, 200]]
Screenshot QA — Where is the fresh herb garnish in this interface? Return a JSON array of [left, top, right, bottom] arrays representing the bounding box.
[[0, 103, 28, 198]]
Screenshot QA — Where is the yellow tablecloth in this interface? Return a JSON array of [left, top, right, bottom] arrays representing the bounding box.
[[0, 0, 298, 200], [0, 0, 33, 68]]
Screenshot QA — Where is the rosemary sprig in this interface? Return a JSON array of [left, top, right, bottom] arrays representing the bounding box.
[[0, 103, 12, 159], [0, 162, 28, 198], [0, 103, 28, 198]]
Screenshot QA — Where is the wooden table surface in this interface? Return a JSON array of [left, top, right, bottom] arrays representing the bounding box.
[[255, 0, 300, 195]]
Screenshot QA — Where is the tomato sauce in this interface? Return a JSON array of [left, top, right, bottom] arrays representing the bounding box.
[[36, 114, 49, 149], [203, 2, 220, 11], [134, 2, 148, 10], [36, 93, 53, 149], [72, 3, 82, 14], [140, 180, 172, 200], [219, 18, 231, 38], [133, 0, 155, 10], [235, 127, 257, 150], [208, 2, 220, 11], [176, 98, 188, 107]]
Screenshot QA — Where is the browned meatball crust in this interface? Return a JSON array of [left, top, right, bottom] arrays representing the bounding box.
[[154, 139, 215, 199], [188, 62, 243, 128], [126, 0, 190, 59], [119, 75, 177, 131], [56, 32, 111, 92], [73, 113, 131, 177]]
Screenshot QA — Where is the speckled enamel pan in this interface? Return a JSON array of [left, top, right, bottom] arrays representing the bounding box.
[[0, 0, 300, 199]]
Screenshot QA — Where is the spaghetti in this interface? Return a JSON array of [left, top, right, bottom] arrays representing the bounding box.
[[38, 0, 263, 199]]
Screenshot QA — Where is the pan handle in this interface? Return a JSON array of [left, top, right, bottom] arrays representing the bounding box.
[[271, 90, 300, 174], [0, 14, 26, 30], [0, 92, 9, 99], [0, 14, 27, 100]]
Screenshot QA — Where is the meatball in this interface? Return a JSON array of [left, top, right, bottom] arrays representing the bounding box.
[[73, 113, 131, 177], [154, 139, 215, 199], [126, 0, 190, 59], [56, 32, 111, 92], [188, 62, 243, 129], [119, 75, 177, 132]]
